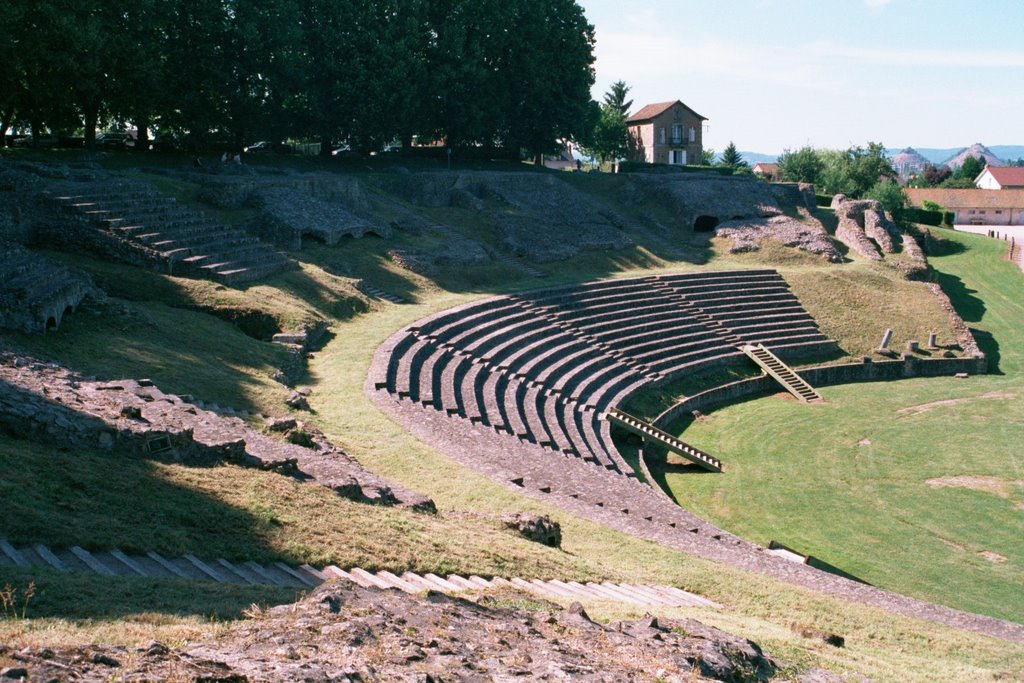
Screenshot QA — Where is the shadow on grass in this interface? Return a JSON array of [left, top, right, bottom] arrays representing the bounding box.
[[0, 384, 297, 569], [807, 556, 872, 585], [932, 270, 986, 323], [971, 328, 1002, 375], [924, 228, 969, 256], [0, 433, 290, 564], [3, 567, 301, 621]]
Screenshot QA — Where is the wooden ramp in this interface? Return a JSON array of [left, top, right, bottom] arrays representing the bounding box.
[[740, 344, 822, 403], [605, 408, 722, 472]]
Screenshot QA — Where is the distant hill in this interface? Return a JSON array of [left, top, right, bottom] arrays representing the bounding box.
[[731, 146, 1024, 168], [737, 151, 777, 165], [885, 145, 1024, 166]]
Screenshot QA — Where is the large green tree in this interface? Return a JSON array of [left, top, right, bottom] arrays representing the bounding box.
[[585, 103, 627, 166], [1, 0, 597, 158], [502, 0, 596, 164], [816, 142, 895, 197], [719, 141, 747, 170], [602, 80, 632, 117], [956, 155, 985, 181], [777, 145, 824, 185]]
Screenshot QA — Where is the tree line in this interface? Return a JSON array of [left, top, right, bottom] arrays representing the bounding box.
[[0, 0, 596, 160]]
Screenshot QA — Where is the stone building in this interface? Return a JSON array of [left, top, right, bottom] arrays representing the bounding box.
[[905, 187, 1024, 226], [625, 100, 706, 166]]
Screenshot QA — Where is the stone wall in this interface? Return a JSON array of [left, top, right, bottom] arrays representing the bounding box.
[[0, 242, 99, 333], [651, 354, 988, 433], [396, 171, 633, 262], [623, 174, 786, 232]]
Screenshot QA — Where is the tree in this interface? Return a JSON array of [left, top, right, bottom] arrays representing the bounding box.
[[866, 179, 907, 216], [921, 164, 951, 186], [718, 141, 747, 170], [602, 80, 632, 117], [585, 102, 627, 166], [813, 142, 895, 197], [846, 142, 896, 195], [701, 148, 715, 165], [956, 155, 984, 181], [502, 0, 596, 164], [422, 0, 516, 150], [777, 146, 824, 185]]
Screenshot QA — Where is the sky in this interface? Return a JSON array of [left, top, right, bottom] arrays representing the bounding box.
[[577, 0, 1024, 155]]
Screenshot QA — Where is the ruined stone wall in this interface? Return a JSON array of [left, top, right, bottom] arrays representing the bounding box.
[[0, 353, 435, 511], [651, 354, 989, 432]]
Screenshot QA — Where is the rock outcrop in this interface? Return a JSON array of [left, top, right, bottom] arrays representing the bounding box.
[[831, 195, 901, 260], [715, 210, 842, 261], [1, 581, 800, 682], [0, 353, 434, 511], [501, 512, 562, 547]]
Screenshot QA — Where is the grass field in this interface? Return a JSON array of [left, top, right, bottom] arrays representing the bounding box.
[[2, 151, 1023, 680], [657, 229, 1024, 622]]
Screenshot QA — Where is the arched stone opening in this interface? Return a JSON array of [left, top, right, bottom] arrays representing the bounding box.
[[693, 215, 720, 232]]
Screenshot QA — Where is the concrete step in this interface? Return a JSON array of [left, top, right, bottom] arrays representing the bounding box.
[[0, 541, 716, 609]]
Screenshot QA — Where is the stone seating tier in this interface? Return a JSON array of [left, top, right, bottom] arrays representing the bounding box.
[[377, 270, 838, 477], [50, 182, 292, 285]]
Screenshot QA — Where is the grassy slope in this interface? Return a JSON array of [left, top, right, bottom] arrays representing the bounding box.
[[1, 155, 1021, 680], [658, 229, 1024, 622]]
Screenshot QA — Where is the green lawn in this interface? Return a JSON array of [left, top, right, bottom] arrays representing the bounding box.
[[657, 229, 1024, 621]]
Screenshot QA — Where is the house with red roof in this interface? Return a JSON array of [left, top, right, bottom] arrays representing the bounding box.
[[752, 162, 779, 180], [975, 165, 1024, 190], [625, 100, 706, 166], [905, 187, 1024, 226]]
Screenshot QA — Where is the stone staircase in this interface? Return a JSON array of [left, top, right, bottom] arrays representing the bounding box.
[[0, 541, 718, 609], [492, 252, 545, 278], [740, 344, 823, 403], [48, 183, 293, 285], [605, 407, 723, 472], [355, 279, 406, 304]]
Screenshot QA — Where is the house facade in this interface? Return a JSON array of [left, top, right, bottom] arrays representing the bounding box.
[[905, 188, 1024, 226], [975, 165, 1024, 190], [625, 100, 706, 166], [752, 162, 779, 180]]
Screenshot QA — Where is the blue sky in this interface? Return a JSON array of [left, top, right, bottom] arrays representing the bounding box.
[[577, 0, 1024, 154]]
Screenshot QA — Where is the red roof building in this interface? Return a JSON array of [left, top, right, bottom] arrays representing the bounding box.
[[975, 165, 1024, 190], [905, 187, 1024, 226], [752, 162, 779, 179], [625, 100, 706, 166]]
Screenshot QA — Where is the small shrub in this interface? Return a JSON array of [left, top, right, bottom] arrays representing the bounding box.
[[0, 581, 36, 620], [902, 208, 944, 226]]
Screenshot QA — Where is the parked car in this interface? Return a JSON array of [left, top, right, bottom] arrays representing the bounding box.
[[244, 140, 274, 153], [12, 134, 58, 147], [96, 132, 133, 149]]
